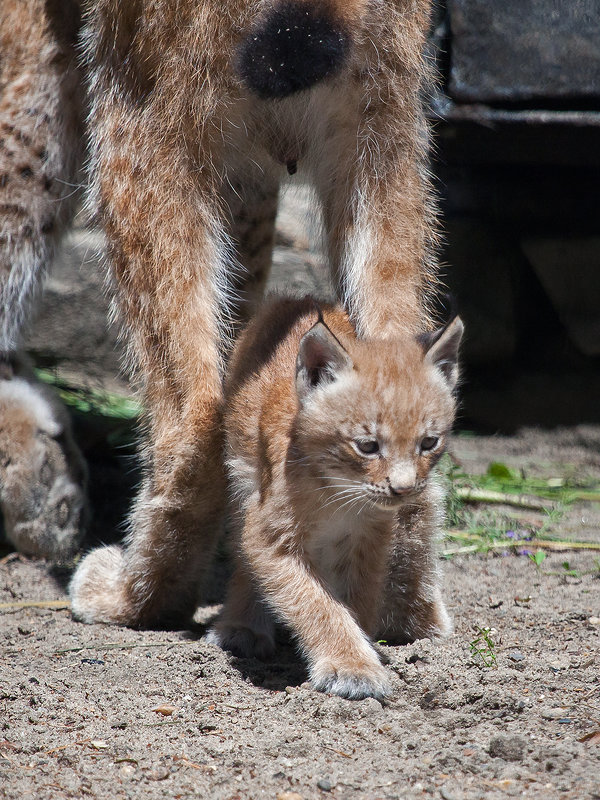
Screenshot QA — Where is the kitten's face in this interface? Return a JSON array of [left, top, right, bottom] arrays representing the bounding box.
[[293, 318, 462, 514]]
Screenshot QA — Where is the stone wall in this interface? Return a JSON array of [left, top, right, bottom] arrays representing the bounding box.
[[431, 0, 600, 427]]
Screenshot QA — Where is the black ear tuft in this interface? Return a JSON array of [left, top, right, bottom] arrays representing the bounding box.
[[236, 2, 350, 99]]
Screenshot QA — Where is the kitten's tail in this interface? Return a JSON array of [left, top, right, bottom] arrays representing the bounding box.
[[236, 0, 368, 99]]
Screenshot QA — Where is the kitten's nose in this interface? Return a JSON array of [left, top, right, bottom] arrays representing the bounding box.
[[388, 464, 417, 495], [390, 484, 414, 496]]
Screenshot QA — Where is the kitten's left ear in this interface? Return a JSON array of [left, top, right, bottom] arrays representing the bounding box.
[[296, 321, 353, 401], [421, 316, 464, 389]]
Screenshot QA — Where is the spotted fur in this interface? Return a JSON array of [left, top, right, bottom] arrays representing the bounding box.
[[208, 296, 462, 699], [0, 1, 439, 626]]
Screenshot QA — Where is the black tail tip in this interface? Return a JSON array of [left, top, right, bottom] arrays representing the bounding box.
[[236, 1, 350, 100]]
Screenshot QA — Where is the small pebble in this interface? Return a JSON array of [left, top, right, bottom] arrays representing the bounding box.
[[508, 651, 524, 662], [541, 707, 569, 720], [488, 735, 526, 762], [147, 766, 169, 781], [440, 786, 461, 800], [317, 778, 332, 792]]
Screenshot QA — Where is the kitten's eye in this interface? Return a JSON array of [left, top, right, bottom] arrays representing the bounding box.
[[420, 436, 439, 452], [354, 439, 380, 456]]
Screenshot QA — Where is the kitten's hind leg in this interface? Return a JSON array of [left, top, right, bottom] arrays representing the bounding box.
[[207, 562, 276, 660]]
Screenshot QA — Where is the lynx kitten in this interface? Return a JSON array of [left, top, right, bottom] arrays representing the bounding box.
[[208, 296, 463, 699]]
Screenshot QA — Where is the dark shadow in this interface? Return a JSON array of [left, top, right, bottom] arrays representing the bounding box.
[[229, 633, 309, 692], [226, 294, 323, 397]]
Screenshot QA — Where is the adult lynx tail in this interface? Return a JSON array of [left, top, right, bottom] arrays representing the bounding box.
[[237, 0, 368, 98]]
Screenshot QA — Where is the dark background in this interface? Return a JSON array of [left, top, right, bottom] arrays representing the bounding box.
[[429, 0, 600, 430]]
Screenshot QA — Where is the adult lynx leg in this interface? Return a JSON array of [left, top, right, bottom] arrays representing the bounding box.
[[0, 0, 82, 353], [68, 164, 230, 626], [315, 4, 438, 339], [68, 15, 242, 624], [312, 6, 447, 641], [0, 0, 87, 560], [226, 173, 280, 327]]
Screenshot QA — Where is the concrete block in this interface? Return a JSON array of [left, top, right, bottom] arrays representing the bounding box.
[[448, 0, 600, 103]]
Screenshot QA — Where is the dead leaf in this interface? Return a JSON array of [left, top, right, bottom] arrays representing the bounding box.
[[151, 703, 177, 716], [578, 730, 600, 744]]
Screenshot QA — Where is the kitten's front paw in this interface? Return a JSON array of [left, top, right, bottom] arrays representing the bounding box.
[[69, 545, 128, 624], [310, 658, 392, 700], [206, 623, 276, 660]]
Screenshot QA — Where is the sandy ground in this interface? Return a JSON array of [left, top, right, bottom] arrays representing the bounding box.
[[1, 429, 599, 800], [1, 187, 599, 799]]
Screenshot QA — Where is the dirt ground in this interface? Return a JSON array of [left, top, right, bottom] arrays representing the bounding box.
[[1, 428, 599, 800], [2, 188, 600, 799]]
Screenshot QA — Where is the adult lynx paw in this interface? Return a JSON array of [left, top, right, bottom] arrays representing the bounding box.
[[69, 545, 127, 624], [310, 657, 392, 700], [0, 364, 87, 562], [206, 623, 276, 660]]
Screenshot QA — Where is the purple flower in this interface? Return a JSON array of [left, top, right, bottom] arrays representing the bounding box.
[[518, 548, 533, 556], [506, 530, 516, 539]]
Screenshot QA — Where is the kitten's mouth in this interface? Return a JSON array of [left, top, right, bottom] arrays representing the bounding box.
[[368, 494, 415, 511]]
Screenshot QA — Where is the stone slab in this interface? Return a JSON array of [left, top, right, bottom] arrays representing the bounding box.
[[448, 0, 600, 103], [521, 236, 600, 356]]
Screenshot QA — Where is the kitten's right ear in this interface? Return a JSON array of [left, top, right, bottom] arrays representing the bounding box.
[[296, 322, 353, 401], [421, 316, 464, 390]]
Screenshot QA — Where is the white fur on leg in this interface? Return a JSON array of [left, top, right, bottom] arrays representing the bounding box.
[[310, 654, 391, 701], [69, 545, 126, 624]]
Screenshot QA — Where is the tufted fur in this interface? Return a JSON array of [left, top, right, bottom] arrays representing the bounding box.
[[0, 356, 88, 561], [208, 296, 461, 699], [0, 1, 439, 625]]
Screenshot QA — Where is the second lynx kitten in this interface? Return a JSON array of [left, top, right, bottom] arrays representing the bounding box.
[[209, 297, 463, 699]]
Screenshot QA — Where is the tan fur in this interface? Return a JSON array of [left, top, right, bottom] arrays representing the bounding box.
[[0, 0, 83, 354], [0, 356, 87, 561], [208, 296, 461, 699], [2, 0, 442, 627]]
